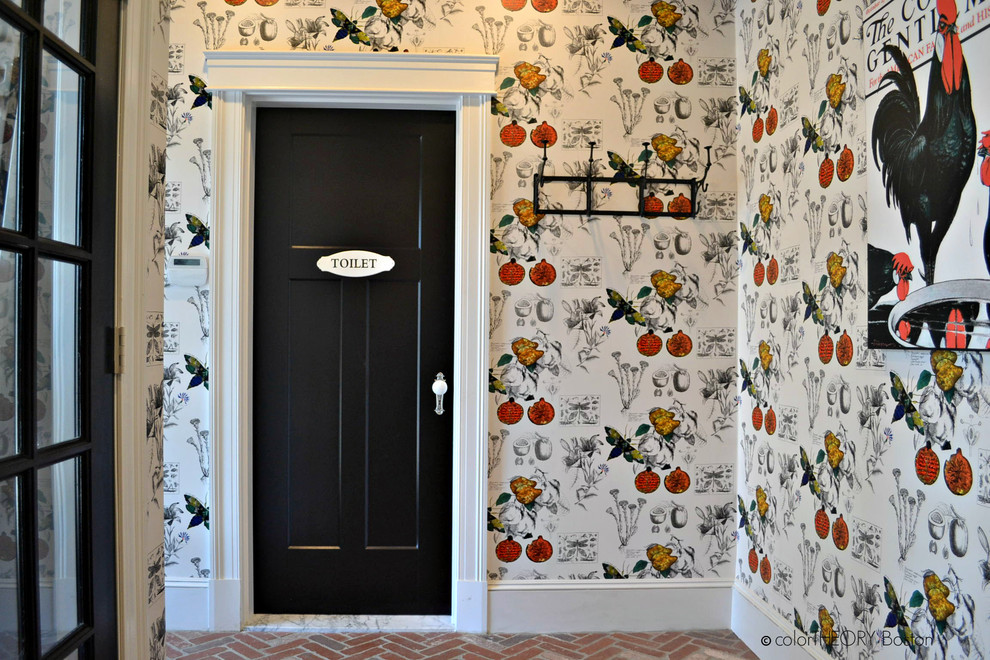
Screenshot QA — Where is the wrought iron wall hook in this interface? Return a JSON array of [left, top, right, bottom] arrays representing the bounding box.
[[586, 141, 596, 214], [536, 138, 550, 187], [698, 145, 713, 193], [532, 139, 715, 219]]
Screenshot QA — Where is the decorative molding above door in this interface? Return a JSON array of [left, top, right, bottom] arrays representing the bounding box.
[[203, 51, 497, 632], [206, 51, 500, 95]]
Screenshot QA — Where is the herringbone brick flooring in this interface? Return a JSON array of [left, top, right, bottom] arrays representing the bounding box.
[[166, 630, 759, 659]]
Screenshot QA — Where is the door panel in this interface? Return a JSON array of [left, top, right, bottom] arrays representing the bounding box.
[[287, 134, 422, 248], [286, 278, 342, 549], [254, 107, 454, 615]]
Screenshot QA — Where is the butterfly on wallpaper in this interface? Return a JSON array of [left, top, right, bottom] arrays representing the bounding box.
[[601, 563, 627, 579], [738, 86, 757, 116], [603, 426, 645, 463], [606, 17, 647, 53], [738, 359, 757, 401], [802, 282, 825, 325], [606, 151, 643, 187], [188, 75, 212, 110], [890, 372, 924, 433], [605, 288, 646, 325], [883, 577, 919, 651], [799, 446, 826, 504], [486, 507, 505, 533], [738, 223, 757, 257], [490, 229, 511, 256], [184, 494, 210, 530], [330, 9, 371, 45], [491, 96, 510, 118], [184, 354, 209, 390], [488, 369, 506, 395], [737, 495, 754, 541], [602, 561, 648, 578], [801, 117, 825, 154], [186, 214, 210, 249]]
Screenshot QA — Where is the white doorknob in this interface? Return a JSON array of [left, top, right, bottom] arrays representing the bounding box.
[[432, 373, 448, 415]]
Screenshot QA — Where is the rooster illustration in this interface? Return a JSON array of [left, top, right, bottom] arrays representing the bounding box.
[[871, 0, 976, 287]]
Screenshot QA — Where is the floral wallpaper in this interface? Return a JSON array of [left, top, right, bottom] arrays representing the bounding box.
[[734, 0, 990, 656], [161, 0, 215, 584], [149, 9, 172, 660], [163, 0, 738, 587]]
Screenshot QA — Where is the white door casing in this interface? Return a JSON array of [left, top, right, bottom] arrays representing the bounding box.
[[204, 51, 498, 631]]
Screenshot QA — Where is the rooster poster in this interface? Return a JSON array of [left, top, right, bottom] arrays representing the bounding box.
[[866, 0, 990, 349]]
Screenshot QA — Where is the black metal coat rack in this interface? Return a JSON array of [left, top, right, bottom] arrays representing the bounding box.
[[531, 140, 712, 219]]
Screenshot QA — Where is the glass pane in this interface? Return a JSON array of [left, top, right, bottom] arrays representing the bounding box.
[[39, 53, 80, 246], [0, 22, 22, 232], [0, 251, 18, 460], [37, 259, 80, 448], [37, 458, 80, 653], [43, 0, 80, 52], [0, 477, 20, 659]]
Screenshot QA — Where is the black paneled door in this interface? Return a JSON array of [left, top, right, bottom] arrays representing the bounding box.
[[0, 0, 119, 656], [253, 108, 455, 615]]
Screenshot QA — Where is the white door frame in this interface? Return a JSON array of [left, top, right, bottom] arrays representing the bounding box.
[[203, 51, 497, 632]]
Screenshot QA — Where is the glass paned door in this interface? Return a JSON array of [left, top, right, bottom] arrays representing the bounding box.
[[0, 0, 118, 656]]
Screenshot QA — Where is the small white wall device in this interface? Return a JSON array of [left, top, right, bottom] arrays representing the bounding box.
[[166, 255, 208, 287]]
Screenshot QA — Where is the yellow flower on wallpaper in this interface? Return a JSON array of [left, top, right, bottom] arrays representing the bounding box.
[[757, 49, 771, 78], [758, 340, 772, 371], [758, 194, 773, 223], [378, 0, 408, 18], [924, 573, 956, 622], [514, 62, 546, 90], [516, 347, 543, 366], [650, 1, 682, 28], [826, 73, 846, 109], [824, 431, 844, 469], [818, 608, 838, 646], [647, 543, 678, 572], [755, 486, 769, 517], [513, 198, 544, 227], [827, 252, 847, 289], [649, 407, 680, 436], [651, 133, 683, 162], [651, 269, 682, 299], [511, 338, 544, 366], [931, 350, 963, 392], [510, 476, 543, 505], [511, 337, 537, 354]]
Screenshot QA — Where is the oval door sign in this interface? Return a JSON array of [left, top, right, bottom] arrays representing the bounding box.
[[317, 250, 395, 278]]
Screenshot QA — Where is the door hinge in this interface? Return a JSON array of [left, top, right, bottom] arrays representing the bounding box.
[[112, 326, 125, 375]]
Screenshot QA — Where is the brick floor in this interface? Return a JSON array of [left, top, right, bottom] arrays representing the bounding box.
[[167, 630, 759, 659]]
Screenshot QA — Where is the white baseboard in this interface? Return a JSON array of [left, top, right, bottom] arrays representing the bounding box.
[[210, 578, 243, 630], [165, 578, 210, 631], [454, 580, 487, 633], [488, 580, 733, 633], [731, 584, 830, 660]]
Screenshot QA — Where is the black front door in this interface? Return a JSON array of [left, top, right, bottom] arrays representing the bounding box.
[[253, 107, 454, 615]]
